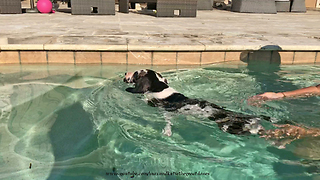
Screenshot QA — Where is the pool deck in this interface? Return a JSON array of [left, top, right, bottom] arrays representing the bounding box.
[[1, 7, 320, 65]]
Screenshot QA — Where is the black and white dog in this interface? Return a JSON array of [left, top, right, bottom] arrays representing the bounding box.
[[123, 69, 272, 137]]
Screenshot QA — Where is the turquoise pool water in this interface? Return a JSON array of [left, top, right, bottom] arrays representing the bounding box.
[[0, 64, 319, 180]]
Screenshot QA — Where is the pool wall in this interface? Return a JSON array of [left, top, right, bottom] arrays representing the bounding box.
[[0, 44, 319, 65]]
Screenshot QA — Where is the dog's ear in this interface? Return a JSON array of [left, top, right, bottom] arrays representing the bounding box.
[[125, 76, 151, 93], [130, 71, 139, 83], [130, 70, 147, 83]]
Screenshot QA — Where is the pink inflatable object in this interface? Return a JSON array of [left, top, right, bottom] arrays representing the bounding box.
[[37, 0, 53, 13]]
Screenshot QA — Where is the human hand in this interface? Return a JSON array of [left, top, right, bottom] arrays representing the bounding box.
[[252, 92, 285, 100], [247, 92, 285, 106]]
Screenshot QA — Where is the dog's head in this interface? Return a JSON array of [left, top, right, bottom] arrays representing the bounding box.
[[124, 69, 169, 93]]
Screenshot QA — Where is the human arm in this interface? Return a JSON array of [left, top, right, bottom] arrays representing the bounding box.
[[250, 84, 320, 100], [278, 84, 320, 98]]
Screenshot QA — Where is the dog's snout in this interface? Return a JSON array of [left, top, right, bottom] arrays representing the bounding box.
[[124, 71, 135, 83], [123, 77, 131, 83]]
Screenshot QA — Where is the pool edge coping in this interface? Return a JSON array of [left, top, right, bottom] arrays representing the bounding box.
[[1, 44, 320, 51], [1, 44, 320, 65]]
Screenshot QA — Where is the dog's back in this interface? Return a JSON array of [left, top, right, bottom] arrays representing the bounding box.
[[147, 91, 267, 135]]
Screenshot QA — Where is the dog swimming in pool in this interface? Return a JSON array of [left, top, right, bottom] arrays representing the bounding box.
[[123, 69, 320, 148]]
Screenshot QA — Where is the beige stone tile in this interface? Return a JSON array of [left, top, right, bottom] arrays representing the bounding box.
[[102, 52, 127, 64], [48, 51, 74, 64], [128, 45, 205, 51], [153, 52, 176, 65], [315, 52, 320, 64], [44, 44, 127, 51], [279, 52, 294, 64], [20, 51, 47, 64], [225, 51, 242, 62], [201, 52, 225, 65], [75, 52, 101, 64], [0, 51, 20, 64], [293, 52, 316, 64], [1, 44, 43, 50], [177, 52, 201, 65], [127, 52, 152, 65]]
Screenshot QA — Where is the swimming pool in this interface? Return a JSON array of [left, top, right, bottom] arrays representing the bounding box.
[[0, 64, 319, 180]]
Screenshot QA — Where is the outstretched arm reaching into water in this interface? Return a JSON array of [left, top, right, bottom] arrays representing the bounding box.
[[249, 84, 320, 102], [249, 84, 320, 148]]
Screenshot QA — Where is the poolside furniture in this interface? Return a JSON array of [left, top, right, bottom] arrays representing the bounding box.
[[71, 0, 115, 15], [198, 0, 214, 10], [275, 0, 291, 11], [231, 0, 277, 13], [0, 0, 21, 14], [275, 0, 306, 12], [119, 0, 130, 13], [291, 0, 306, 12], [276, 0, 306, 12], [119, 0, 198, 17]]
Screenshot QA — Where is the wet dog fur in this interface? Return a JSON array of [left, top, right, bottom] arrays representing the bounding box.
[[124, 69, 271, 136]]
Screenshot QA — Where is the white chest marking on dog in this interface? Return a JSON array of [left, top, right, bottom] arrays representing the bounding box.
[[145, 87, 178, 100]]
